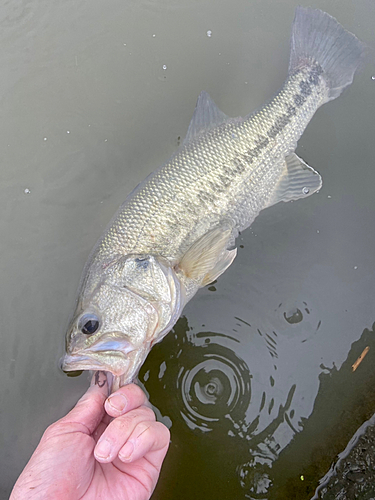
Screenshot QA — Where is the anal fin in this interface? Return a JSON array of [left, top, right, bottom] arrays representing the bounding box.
[[267, 153, 322, 207]]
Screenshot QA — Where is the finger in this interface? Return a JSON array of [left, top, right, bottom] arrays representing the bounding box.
[[91, 407, 115, 442], [118, 420, 170, 466], [94, 405, 156, 463], [92, 420, 108, 443], [105, 383, 149, 418], [57, 371, 109, 435]]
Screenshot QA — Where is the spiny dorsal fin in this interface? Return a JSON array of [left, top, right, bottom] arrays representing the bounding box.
[[267, 153, 322, 207], [183, 91, 229, 145]]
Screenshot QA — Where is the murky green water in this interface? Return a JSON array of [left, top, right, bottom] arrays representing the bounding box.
[[1, 0, 375, 498]]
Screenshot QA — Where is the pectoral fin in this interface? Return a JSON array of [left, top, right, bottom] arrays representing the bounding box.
[[179, 226, 236, 285], [201, 247, 237, 286], [267, 153, 322, 207]]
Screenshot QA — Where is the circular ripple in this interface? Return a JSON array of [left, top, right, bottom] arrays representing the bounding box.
[[176, 344, 251, 432]]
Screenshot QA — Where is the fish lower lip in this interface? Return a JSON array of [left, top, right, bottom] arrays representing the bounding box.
[[61, 354, 108, 371], [61, 350, 130, 376]]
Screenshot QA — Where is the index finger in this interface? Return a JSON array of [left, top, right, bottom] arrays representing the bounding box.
[[105, 383, 149, 418], [56, 371, 109, 435]]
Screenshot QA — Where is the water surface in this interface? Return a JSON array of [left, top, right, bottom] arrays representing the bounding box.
[[1, 0, 375, 498]]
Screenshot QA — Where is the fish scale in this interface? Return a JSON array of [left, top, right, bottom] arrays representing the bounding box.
[[62, 7, 367, 389], [94, 67, 327, 268]]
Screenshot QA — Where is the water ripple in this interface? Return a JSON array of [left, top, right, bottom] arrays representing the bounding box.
[[176, 343, 251, 432]]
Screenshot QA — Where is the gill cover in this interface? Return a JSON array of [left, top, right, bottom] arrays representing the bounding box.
[[108, 254, 186, 341], [65, 253, 185, 359]]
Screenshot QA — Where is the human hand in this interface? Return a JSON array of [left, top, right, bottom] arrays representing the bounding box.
[[10, 372, 170, 500]]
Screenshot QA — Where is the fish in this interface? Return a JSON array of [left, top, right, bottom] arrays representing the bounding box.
[[62, 7, 366, 392]]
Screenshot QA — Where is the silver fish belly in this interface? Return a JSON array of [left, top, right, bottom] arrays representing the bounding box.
[[62, 7, 366, 390]]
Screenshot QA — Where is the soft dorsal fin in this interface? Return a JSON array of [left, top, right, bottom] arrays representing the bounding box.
[[183, 91, 229, 145], [266, 153, 322, 207]]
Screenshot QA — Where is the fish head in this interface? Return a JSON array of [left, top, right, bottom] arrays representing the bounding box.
[[62, 254, 185, 384]]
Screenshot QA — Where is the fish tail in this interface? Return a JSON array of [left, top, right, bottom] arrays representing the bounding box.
[[289, 7, 367, 101]]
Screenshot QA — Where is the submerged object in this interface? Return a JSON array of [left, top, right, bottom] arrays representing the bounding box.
[[62, 7, 366, 391]]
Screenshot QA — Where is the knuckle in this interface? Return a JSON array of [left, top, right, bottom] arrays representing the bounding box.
[[126, 409, 146, 423], [134, 420, 170, 447], [42, 423, 57, 439], [130, 383, 146, 398], [127, 384, 147, 406], [42, 421, 72, 443], [154, 422, 171, 446], [141, 406, 156, 421], [156, 421, 171, 440], [109, 407, 152, 435], [44, 420, 66, 437], [104, 416, 128, 438], [135, 421, 153, 438], [113, 416, 132, 434]]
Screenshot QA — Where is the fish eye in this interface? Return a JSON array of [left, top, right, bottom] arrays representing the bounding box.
[[79, 314, 100, 335]]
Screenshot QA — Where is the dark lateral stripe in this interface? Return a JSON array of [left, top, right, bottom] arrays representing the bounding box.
[[268, 64, 324, 138], [234, 65, 324, 169], [210, 63, 325, 194]]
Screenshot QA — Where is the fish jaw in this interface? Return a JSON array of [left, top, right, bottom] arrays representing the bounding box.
[[62, 334, 150, 379], [61, 352, 128, 376]]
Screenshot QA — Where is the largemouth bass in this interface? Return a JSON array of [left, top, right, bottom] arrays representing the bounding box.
[[62, 7, 366, 391]]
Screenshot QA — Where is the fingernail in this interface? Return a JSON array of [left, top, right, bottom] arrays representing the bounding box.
[[107, 393, 127, 412], [95, 439, 111, 459], [119, 441, 134, 461]]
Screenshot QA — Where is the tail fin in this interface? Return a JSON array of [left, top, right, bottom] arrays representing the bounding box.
[[289, 7, 367, 101]]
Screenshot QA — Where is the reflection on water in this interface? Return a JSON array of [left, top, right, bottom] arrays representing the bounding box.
[[140, 315, 297, 441], [268, 322, 375, 499], [176, 342, 251, 432], [140, 316, 299, 497], [140, 312, 375, 499], [141, 317, 251, 434]]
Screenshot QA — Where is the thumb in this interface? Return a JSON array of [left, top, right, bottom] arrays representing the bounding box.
[[58, 371, 110, 435]]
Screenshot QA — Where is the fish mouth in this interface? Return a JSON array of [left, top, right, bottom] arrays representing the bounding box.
[[62, 336, 135, 376], [61, 352, 130, 376]]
